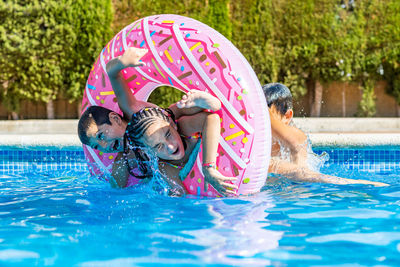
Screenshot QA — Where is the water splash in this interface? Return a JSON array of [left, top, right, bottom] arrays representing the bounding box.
[[120, 143, 185, 197], [306, 136, 329, 172], [274, 121, 329, 172]]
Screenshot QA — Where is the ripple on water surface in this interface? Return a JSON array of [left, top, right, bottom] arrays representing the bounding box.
[[1, 167, 400, 265]]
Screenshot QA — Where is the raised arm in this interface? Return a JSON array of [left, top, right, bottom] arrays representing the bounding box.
[[106, 47, 158, 120]]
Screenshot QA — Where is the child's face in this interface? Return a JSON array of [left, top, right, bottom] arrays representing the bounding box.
[[86, 113, 126, 153], [139, 119, 185, 161]]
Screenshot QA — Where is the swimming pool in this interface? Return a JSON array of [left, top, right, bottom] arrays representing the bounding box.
[[1, 146, 399, 266]]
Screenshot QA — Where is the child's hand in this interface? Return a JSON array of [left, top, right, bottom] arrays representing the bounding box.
[[202, 167, 238, 196], [119, 47, 148, 67], [177, 90, 221, 111]]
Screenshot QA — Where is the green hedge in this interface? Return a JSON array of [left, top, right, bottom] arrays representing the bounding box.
[[1, 0, 399, 116], [0, 0, 112, 112]]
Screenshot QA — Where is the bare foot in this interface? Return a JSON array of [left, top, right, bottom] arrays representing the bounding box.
[[357, 180, 389, 187], [337, 177, 389, 187], [177, 90, 221, 111]]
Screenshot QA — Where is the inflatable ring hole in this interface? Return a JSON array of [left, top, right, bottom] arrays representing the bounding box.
[[147, 86, 184, 107]]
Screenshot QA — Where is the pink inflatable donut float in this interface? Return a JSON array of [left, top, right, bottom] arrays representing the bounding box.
[[81, 14, 271, 196]]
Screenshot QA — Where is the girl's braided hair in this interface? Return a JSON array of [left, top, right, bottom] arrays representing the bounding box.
[[125, 107, 174, 146], [124, 107, 176, 179]]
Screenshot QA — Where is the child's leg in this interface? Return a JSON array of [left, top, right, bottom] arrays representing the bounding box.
[[269, 158, 389, 187]]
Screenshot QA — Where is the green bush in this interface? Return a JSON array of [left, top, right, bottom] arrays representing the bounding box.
[[64, 0, 113, 101], [0, 0, 75, 111], [1, 0, 399, 116], [230, 0, 280, 88], [112, 0, 208, 106], [0, 0, 112, 113], [357, 79, 376, 117], [348, 0, 397, 116], [380, 0, 400, 105], [204, 0, 232, 40]]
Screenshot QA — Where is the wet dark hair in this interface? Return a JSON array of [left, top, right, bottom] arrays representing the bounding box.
[[262, 83, 293, 115], [124, 143, 154, 180], [77, 106, 117, 145]]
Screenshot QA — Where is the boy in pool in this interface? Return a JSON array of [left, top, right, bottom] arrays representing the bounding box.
[[264, 83, 308, 164], [78, 47, 237, 196], [264, 83, 388, 186]]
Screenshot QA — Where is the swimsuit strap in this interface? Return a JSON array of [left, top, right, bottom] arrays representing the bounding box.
[[162, 161, 184, 170], [161, 138, 202, 180], [160, 132, 201, 171], [179, 138, 202, 181], [180, 132, 202, 140]]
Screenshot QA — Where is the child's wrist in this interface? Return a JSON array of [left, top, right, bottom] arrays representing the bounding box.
[[202, 161, 216, 169]]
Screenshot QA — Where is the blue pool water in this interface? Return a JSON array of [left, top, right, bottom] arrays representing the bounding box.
[[1, 146, 400, 266]]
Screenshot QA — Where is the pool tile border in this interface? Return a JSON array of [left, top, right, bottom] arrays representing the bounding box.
[[1, 146, 400, 175]]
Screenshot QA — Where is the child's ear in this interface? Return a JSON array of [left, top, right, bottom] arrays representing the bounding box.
[[109, 112, 122, 125], [283, 109, 294, 124]]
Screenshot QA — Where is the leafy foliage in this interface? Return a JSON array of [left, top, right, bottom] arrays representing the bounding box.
[[65, 0, 113, 101], [357, 79, 376, 117], [204, 0, 232, 40], [0, 0, 75, 111], [112, 0, 208, 106], [379, 1, 400, 104], [1, 0, 399, 116], [0, 0, 112, 112]]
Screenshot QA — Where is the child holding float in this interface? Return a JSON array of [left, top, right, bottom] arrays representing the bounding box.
[[78, 47, 237, 196]]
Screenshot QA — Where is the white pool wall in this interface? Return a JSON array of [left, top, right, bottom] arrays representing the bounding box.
[[0, 118, 399, 148]]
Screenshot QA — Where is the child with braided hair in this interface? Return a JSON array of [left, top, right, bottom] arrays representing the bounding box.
[[78, 47, 237, 196]]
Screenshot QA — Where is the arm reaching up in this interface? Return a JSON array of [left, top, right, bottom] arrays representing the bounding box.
[[106, 47, 158, 119]]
